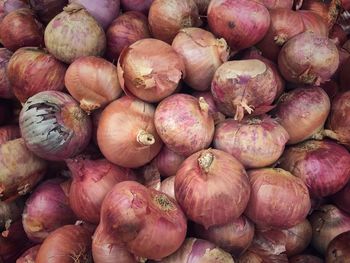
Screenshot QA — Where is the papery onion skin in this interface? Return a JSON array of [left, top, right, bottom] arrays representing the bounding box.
[[117, 38, 185, 103], [7, 47, 67, 103], [152, 146, 185, 178], [29, 0, 68, 24], [332, 181, 350, 214], [0, 197, 24, 229], [106, 11, 150, 62], [175, 149, 250, 228], [160, 176, 175, 200], [65, 56, 122, 112], [154, 94, 214, 157], [274, 87, 330, 144], [0, 125, 20, 145], [208, 0, 270, 51], [325, 231, 350, 262], [172, 27, 229, 91], [16, 244, 40, 263], [97, 96, 162, 168], [245, 168, 311, 229], [99, 181, 187, 260], [0, 48, 13, 99], [44, 3, 106, 64], [0, 138, 47, 201], [298, 10, 329, 37], [148, 0, 201, 44], [121, 0, 153, 14], [284, 219, 312, 256], [214, 115, 289, 169], [289, 254, 324, 263]]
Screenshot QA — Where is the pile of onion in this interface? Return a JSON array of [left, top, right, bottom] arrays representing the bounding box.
[[0, 48, 13, 99]]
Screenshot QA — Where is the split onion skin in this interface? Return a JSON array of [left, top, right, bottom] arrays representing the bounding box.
[[325, 231, 350, 262], [0, 48, 13, 99]]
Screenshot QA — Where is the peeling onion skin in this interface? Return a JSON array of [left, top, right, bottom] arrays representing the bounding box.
[[16, 244, 40, 263], [245, 168, 311, 229], [152, 146, 185, 178], [7, 47, 67, 103], [44, 3, 106, 64], [284, 219, 313, 256], [332, 181, 350, 214], [214, 115, 289, 169], [0, 48, 13, 99], [19, 91, 92, 161], [255, 0, 293, 9], [175, 149, 251, 228], [289, 255, 324, 263], [0, 125, 20, 145], [279, 140, 350, 198], [120, 0, 153, 15], [154, 94, 214, 157], [0, 138, 47, 201], [160, 176, 175, 200], [325, 231, 350, 262], [117, 38, 185, 103]]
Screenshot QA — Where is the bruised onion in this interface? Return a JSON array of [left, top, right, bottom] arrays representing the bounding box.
[[284, 219, 313, 256], [152, 146, 185, 178], [298, 10, 329, 37], [208, 0, 270, 51], [211, 59, 278, 120], [160, 176, 175, 200], [0, 48, 13, 99], [44, 3, 106, 64], [19, 91, 92, 161], [245, 168, 311, 229], [7, 47, 67, 103], [332, 181, 350, 214], [154, 94, 214, 157], [121, 0, 153, 14], [214, 115, 289, 168], [29, 0, 68, 24], [0, 125, 20, 145], [117, 38, 185, 103], [16, 245, 40, 263], [65, 56, 122, 112], [172, 27, 229, 91], [255, 0, 293, 9], [0, 198, 24, 229], [148, 0, 201, 44], [97, 96, 162, 168], [325, 231, 350, 262], [289, 255, 324, 263]]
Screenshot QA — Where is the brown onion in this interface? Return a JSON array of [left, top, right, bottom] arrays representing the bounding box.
[[160, 176, 175, 200], [121, 0, 153, 14], [245, 168, 311, 229], [325, 231, 350, 262], [289, 254, 324, 263], [298, 10, 329, 36], [44, 3, 106, 64], [154, 94, 214, 157], [117, 38, 185, 103], [65, 56, 122, 112], [29, 0, 68, 24], [214, 115, 289, 168], [255, 0, 293, 9], [0, 198, 24, 229], [332, 181, 350, 214], [148, 0, 201, 44], [106, 11, 150, 62], [97, 96, 162, 168], [16, 245, 40, 263], [0, 48, 13, 99], [0, 125, 20, 145], [152, 146, 185, 178], [284, 219, 313, 256]]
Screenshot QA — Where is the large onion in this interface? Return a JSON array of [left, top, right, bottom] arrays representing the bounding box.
[[332, 181, 350, 214], [0, 48, 13, 99], [29, 0, 68, 24], [120, 0, 153, 14], [325, 231, 350, 262], [152, 146, 185, 178]]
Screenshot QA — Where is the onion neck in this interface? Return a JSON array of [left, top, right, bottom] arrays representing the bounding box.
[[198, 151, 214, 173], [153, 194, 175, 212], [63, 3, 85, 13], [137, 130, 155, 146], [198, 97, 209, 113], [312, 129, 339, 141], [274, 33, 288, 46]]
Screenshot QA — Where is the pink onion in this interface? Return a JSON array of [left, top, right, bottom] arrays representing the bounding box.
[[121, 0, 153, 14], [0, 48, 13, 99], [0, 125, 20, 145], [298, 10, 329, 37], [160, 176, 175, 200], [29, 0, 68, 24], [325, 231, 350, 262], [16, 244, 40, 263], [152, 146, 185, 178], [289, 255, 324, 263], [332, 181, 350, 214]]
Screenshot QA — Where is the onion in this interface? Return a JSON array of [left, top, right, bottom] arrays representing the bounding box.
[[309, 204, 350, 255], [298, 11, 329, 37], [194, 216, 255, 257], [106, 11, 150, 62], [99, 181, 187, 260], [0, 48, 13, 99], [152, 146, 185, 178], [214, 115, 289, 169], [154, 94, 214, 157], [208, 0, 270, 51], [239, 250, 289, 263], [2, 0, 29, 16], [332, 181, 350, 214], [148, 0, 201, 44], [7, 47, 66, 103], [160, 176, 175, 200], [65, 56, 122, 113], [273, 87, 330, 144], [284, 219, 313, 256], [0, 138, 47, 201], [67, 156, 136, 223], [117, 38, 185, 103], [36, 223, 94, 263], [175, 149, 250, 228], [172, 27, 229, 91], [329, 23, 348, 47], [121, 0, 153, 14], [44, 3, 106, 64], [289, 255, 324, 263], [137, 162, 161, 190], [0, 125, 20, 145], [255, 0, 293, 9], [211, 59, 278, 120], [245, 168, 311, 229], [97, 96, 162, 168], [325, 231, 350, 262], [29, 0, 68, 24], [0, 198, 24, 229], [257, 9, 305, 62], [16, 245, 40, 263]]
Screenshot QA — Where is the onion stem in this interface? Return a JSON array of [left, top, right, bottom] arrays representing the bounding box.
[[137, 130, 155, 146], [198, 151, 214, 173], [198, 97, 209, 113]]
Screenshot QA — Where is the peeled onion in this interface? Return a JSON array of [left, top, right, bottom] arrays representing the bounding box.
[[0, 48, 13, 99], [325, 231, 350, 262], [29, 0, 68, 24], [152, 146, 185, 178], [120, 0, 153, 14], [332, 181, 350, 214]]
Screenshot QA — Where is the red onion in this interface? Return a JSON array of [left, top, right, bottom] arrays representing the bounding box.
[[65, 56, 122, 112], [44, 3, 106, 64], [0, 125, 20, 145], [160, 176, 175, 200], [194, 216, 255, 257], [121, 0, 153, 14], [289, 255, 324, 263], [273, 87, 330, 144], [332, 181, 350, 214], [7, 47, 66, 103], [214, 115, 289, 168], [298, 11, 329, 37], [175, 149, 250, 228], [0, 48, 13, 99], [148, 0, 201, 44], [245, 168, 311, 229], [117, 39, 185, 103], [330, 23, 348, 47], [152, 146, 185, 178], [256, 0, 293, 9], [106, 11, 150, 62], [310, 204, 350, 255], [208, 0, 270, 51], [172, 27, 229, 91], [154, 94, 214, 157], [284, 219, 313, 256], [325, 231, 350, 262], [66, 156, 136, 224], [0, 198, 24, 229], [211, 59, 278, 120], [97, 96, 163, 168], [99, 181, 187, 260], [16, 245, 40, 263], [29, 0, 67, 24], [0, 138, 47, 201]]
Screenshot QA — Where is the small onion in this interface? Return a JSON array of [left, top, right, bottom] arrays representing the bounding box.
[[332, 181, 350, 214], [120, 0, 153, 14], [154, 94, 214, 157], [65, 56, 122, 112], [148, 0, 201, 44], [0, 125, 20, 145], [16, 245, 40, 263], [214, 115, 289, 169], [44, 3, 106, 64], [97, 96, 163, 168], [0, 48, 13, 99], [29, 0, 68, 24], [0, 198, 24, 229], [289, 255, 324, 263], [325, 231, 350, 262], [117, 38, 185, 103], [152, 146, 185, 178], [284, 219, 313, 256], [160, 176, 175, 200], [245, 168, 311, 229], [298, 10, 329, 37], [7, 47, 67, 103]]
